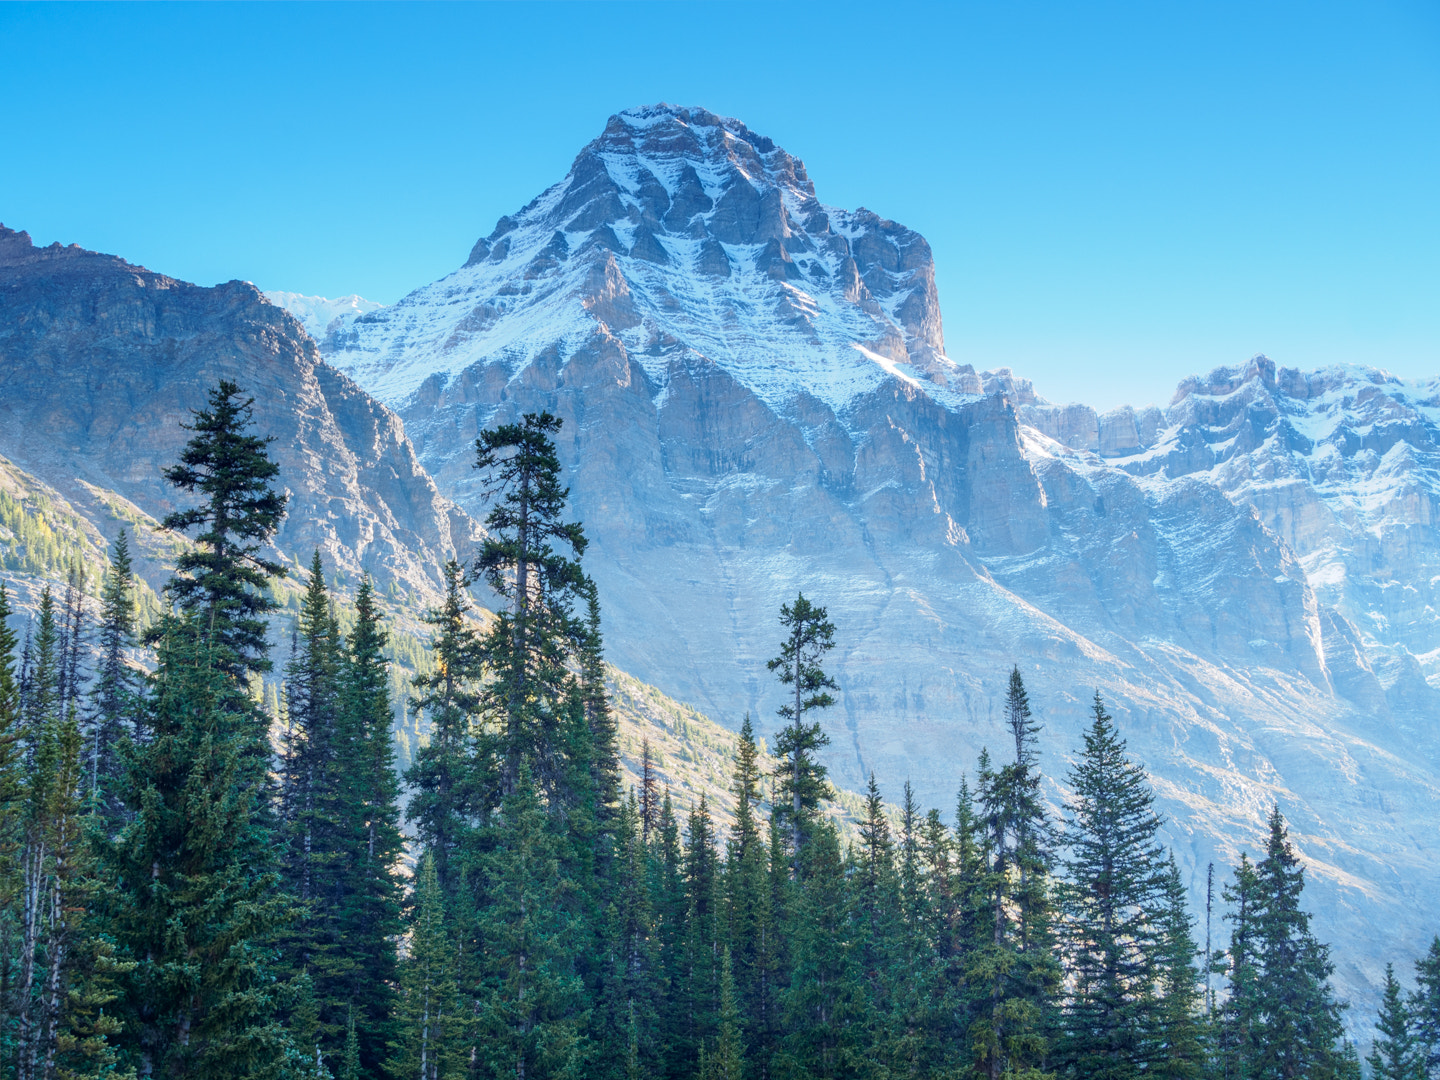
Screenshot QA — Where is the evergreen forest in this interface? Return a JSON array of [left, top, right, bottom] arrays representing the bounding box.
[[0, 380, 1437, 1080]]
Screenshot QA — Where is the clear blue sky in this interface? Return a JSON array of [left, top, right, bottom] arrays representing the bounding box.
[[2, 1, 1436, 410]]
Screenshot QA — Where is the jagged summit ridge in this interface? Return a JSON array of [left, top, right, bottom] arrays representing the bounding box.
[[323, 104, 970, 416]]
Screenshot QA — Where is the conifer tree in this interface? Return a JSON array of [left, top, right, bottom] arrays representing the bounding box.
[[1151, 856, 1204, 1078], [722, 716, 770, 1057], [98, 616, 300, 1076], [598, 794, 659, 1080], [1368, 964, 1423, 1080], [157, 379, 288, 679], [405, 560, 486, 896], [683, 796, 721, 1066], [639, 741, 660, 844], [701, 948, 743, 1080], [472, 763, 589, 1080], [766, 594, 836, 873], [777, 822, 866, 1080], [854, 771, 899, 1049], [335, 575, 404, 1079], [472, 412, 588, 799], [1247, 805, 1346, 1079], [1058, 691, 1168, 1080], [651, 790, 687, 1077], [1217, 854, 1261, 1079], [580, 581, 620, 838], [1413, 936, 1440, 1079], [86, 529, 140, 824], [389, 851, 463, 1080]]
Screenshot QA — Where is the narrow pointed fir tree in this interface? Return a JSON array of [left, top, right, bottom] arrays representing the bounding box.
[[473, 411, 588, 799], [1217, 853, 1261, 1079], [701, 948, 744, 1080], [335, 575, 404, 1079], [722, 715, 771, 1057], [1150, 856, 1205, 1078], [638, 740, 660, 843], [853, 771, 900, 1052], [766, 593, 836, 874], [97, 615, 302, 1076], [597, 794, 659, 1080], [339, 1008, 360, 1080], [1368, 963, 1423, 1080], [1247, 805, 1346, 1079], [1058, 691, 1169, 1080], [86, 528, 141, 824], [777, 822, 868, 1080], [1413, 936, 1440, 1079], [651, 790, 688, 1076], [472, 762, 589, 1080], [405, 560, 486, 896], [683, 795, 722, 1067], [156, 379, 288, 679], [580, 580, 620, 838], [389, 851, 463, 1080]]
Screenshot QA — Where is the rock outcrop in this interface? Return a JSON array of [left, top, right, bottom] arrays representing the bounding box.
[[0, 226, 480, 598]]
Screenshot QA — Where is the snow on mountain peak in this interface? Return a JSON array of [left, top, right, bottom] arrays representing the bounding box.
[[322, 105, 968, 418], [264, 290, 384, 343]]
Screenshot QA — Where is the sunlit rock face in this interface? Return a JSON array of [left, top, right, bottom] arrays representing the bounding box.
[[0, 225, 480, 598], [307, 105, 1437, 1023]]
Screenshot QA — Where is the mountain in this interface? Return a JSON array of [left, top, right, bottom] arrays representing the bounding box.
[[304, 103, 1440, 1016], [0, 225, 478, 600], [263, 290, 384, 343]]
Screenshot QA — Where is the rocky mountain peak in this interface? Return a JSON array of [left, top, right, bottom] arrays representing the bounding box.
[[321, 105, 961, 415]]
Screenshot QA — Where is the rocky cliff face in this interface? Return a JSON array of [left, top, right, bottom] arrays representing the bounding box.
[[0, 226, 480, 598], [305, 105, 1440, 1014]]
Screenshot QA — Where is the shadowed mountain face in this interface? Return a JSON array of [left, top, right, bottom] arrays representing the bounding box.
[[0, 226, 480, 598], [306, 105, 1440, 1015]]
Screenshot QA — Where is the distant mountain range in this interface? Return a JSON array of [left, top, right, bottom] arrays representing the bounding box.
[[2, 103, 1435, 1023]]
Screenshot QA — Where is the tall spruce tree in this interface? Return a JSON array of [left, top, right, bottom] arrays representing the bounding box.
[[682, 796, 721, 1069], [405, 560, 486, 897], [86, 529, 140, 824], [1247, 805, 1346, 1079], [389, 851, 463, 1080], [1150, 856, 1204, 1079], [1413, 936, 1440, 1079], [1058, 691, 1168, 1080], [766, 594, 836, 874], [0, 584, 22, 1072], [335, 575, 404, 1079], [157, 380, 288, 679], [98, 616, 302, 1077], [472, 411, 588, 799], [1368, 964, 1423, 1080], [472, 763, 589, 1080]]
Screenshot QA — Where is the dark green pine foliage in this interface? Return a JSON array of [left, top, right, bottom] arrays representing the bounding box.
[[335, 575, 404, 1079], [472, 763, 589, 1080], [1150, 856, 1205, 1078], [1217, 854, 1261, 1078], [580, 580, 621, 840], [970, 668, 1061, 1080], [280, 554, 345, 986], [1413, 936, 1440, 1079], [776, 822, 866, 1080], [766, 594, 837, 873], [389, 851, 463, 1080], [853, 773, 899, 1063], [682, 796, 721, 1070], [472, 412, 588, 799], [86, 528, 141, 825], [700, 948, 744, 1080], [157, 380, 288, 679], [1368, 964, 1423, 1080], [1247, 805, 1347, 1079], [99, 616, 303, 1077], [404, 560, 486, 896], [651, 791, 687, 1079], [721, 715, 773, 1067], [1058, 691, 1168, 1080], [598, 794, 659, 1080], [887, 782, 949, 1079]]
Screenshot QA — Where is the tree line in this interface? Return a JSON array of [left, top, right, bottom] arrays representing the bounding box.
[[0, 379, 1436, 1079]]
